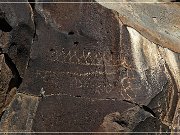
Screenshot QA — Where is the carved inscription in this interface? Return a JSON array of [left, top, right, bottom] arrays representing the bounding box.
[[31, 47, 138, 100]]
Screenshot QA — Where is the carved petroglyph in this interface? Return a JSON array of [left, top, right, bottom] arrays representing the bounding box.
[[47, 43, 143, 99], [119, 58, 136, 100], [35, 46, 138, 99], [120, 76, 136, 100], [27, 31, 162, 100], [33, 26, 171, 101], [48, 47, 115, 67], [35, 69, 117, 78], [35, 69, 114, 94], [116, 74, 136, 100]]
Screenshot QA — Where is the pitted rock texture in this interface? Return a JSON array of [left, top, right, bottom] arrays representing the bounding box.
[[0, 0, 179, 134]]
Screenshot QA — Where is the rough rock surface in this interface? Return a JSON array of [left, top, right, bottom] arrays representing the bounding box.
[[0, 0, 179, 134], [97, 1, 180, 53]]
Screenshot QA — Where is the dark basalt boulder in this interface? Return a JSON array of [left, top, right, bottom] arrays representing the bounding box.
[[0, 0, 179, 134], [0, 0, 34, 114]]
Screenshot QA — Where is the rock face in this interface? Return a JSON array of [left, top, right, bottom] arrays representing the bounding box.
[[0, 1, 34, 113], [97, 1, 180, 53], [0, 0, 179, 134]]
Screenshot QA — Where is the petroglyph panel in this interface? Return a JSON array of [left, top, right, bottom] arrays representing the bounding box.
[[19, 3, 123, 99], [20, 2, 170, 105], [0, 1, 179, 133]]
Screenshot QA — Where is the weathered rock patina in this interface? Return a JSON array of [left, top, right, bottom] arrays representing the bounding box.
[[0, 0, 179, 134]]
